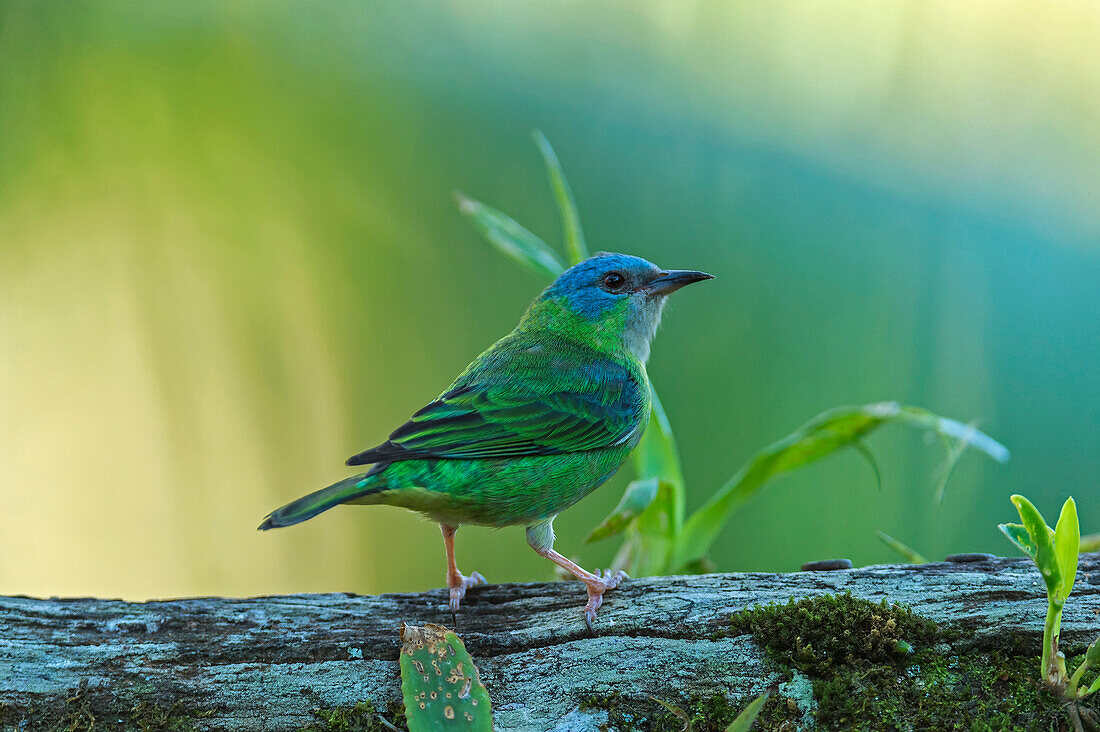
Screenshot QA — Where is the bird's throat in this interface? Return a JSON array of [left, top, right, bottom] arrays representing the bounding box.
[[520, 295, 662, 362]]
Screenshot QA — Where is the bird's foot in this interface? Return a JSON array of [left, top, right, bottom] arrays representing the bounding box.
[[447, 571, 486, 614], [582, 569, 629, 631]]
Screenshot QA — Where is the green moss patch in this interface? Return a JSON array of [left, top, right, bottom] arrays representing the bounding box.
[[0, 684, 213, 732], [299, 701, 407, 732], [813, 652, 1065, 730], [730, 592, 1075, 731], [578, 691, 793, 732], [0, 687, 408, 732], [729, 591, 941, 675]]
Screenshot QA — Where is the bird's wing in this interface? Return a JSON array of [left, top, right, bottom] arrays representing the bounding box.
[[346, 350, 645, 465]]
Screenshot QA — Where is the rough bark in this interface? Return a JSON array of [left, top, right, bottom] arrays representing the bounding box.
[[2, 555, 1099, 731]]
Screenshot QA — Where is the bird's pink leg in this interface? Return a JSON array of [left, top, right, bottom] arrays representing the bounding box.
[[526, 521, 627, 630], [440, 524, 485, 614]]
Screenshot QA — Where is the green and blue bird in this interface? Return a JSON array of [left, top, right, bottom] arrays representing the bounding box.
[[259, 253, 712, 627]]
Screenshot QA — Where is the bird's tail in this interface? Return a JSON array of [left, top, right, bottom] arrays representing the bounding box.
[[258, 472, 386, 530]]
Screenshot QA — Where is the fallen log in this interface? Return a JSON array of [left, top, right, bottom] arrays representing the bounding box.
[[2, 555, 1099, 731]]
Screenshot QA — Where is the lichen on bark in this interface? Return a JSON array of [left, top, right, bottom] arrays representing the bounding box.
[[2, 556, 1099, 730]]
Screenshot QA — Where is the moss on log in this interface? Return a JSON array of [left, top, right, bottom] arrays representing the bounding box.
[[2, 555, 1099, 730]]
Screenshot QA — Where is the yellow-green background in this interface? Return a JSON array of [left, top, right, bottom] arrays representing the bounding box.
[[2, 1, 1098, 600]]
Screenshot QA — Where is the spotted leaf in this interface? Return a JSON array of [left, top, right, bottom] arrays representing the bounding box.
[[400, 624, 492, 731]]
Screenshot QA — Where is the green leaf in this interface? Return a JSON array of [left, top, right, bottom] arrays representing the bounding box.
[[626, 387, 686, 575], [532, 130, 587, 264], [1010, 494, 1061, 600], [1053, 497, 1080, 601], [853, 439, 882, 492], [1087, 638, 1100, 666], [633, 478, 680, 575], [932, 430, 969, 502], [454, 191, 566, 280], [876, 530, 928, 564], [999, 523, 1039, 562], [632, 389, 683, 479], [399, 623, 492, 730], [586, 477, 662, 543], [725, 692, 770, 732], [886, 403, 1009, 464], [632, 389, 684, 508], [671, 402, 1009, 571]]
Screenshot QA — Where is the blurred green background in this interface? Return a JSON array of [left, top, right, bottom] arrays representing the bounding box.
[[1, 1, 1098, 600]]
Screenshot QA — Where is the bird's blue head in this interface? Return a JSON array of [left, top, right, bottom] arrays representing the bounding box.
[[533, 252, 713, 361]]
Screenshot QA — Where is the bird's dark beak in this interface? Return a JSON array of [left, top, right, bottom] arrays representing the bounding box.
[[643, 269, 715, 296]]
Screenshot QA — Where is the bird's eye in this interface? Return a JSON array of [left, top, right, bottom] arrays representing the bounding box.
[[602, 272, 626, 290]]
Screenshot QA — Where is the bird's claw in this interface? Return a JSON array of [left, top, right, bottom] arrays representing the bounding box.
[[447, 571, 487, 613], [582, 568, 629, 631]]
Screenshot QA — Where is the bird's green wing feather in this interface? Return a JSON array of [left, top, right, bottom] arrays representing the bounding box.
[[347, 341, 646, 465]]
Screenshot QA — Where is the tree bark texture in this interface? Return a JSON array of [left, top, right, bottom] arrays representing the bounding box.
[[2, 555, 1099, 730]]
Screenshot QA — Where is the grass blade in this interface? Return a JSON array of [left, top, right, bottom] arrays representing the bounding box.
[[852, 438, 882, 491], [1053, 497, 1080, 601], [725, 691, 770, 732], [626, 388, 686, 575], [631, 388, 685, 525], [648, 695, 692, 732], [532, 130, 587, 264], [672, 402, 1008, 572], [884, 403, 1009, 463], [876, 530, 928, 564], [455, 191, 566, 279], [932, 431, 969, 502]]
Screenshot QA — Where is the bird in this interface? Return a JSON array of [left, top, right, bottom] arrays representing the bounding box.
[[259, 252, 713, 627]]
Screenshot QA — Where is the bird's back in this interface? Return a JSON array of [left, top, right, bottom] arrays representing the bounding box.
[[347, 326, 652, 465]]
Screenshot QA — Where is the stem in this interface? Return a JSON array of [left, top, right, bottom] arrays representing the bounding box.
[[610, 533, 637, 574], [1044, 599, 1067, 690]]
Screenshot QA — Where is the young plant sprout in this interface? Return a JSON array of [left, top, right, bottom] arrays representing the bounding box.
[[1000, 495, 1100, 699]]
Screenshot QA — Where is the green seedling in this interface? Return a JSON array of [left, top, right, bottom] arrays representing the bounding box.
[[459, 132, 1009, 577], [399, 624, 492, 731], [1000, 495, 1100, 699]]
